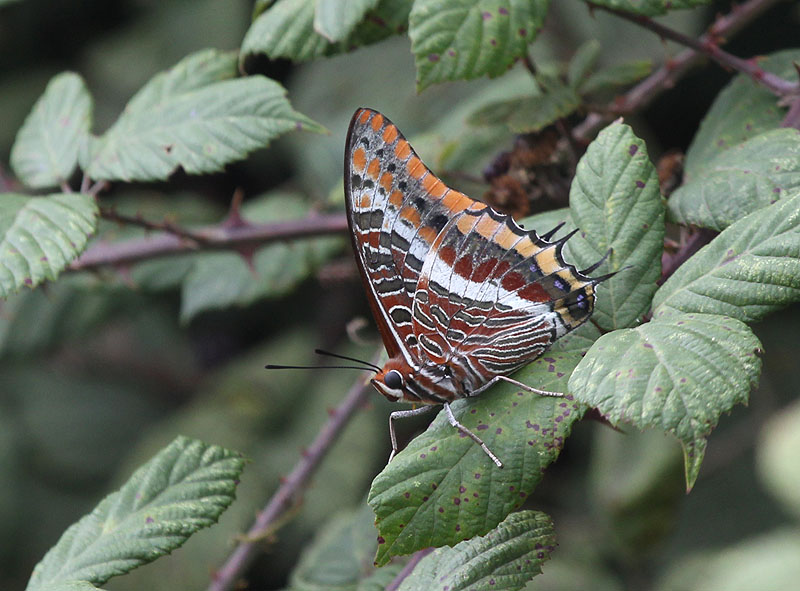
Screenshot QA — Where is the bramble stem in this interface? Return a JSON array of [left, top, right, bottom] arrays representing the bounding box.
[[70, 212, 349, 271], [575, 0, 789, 140], [588, 2, 796, 96], [386, 548, 435, 591], [207, 372, 373, 591]]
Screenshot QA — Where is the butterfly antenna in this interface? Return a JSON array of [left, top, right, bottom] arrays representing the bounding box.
[[265, 362, 379, 373], [314, 349, 382, 372], [580, 248, 613, 275], [540, 222, 566, 241]]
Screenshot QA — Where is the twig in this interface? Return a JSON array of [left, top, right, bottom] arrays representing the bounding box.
[[659, 228, 716, 285], [386, 548, 435, 591], [522, 53, 538, 77], [69, 213, 349, 271], [575, 0, 787, 140], [88, 180, 110, 196], [99, 207, 208, 243], [207, 369, 374, 591], [0, 164, 14, 192], [781, 85, 800, 130], [588, 2, 797, 97]]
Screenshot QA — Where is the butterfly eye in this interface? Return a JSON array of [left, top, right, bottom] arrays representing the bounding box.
[[384, 370, 404, 390]]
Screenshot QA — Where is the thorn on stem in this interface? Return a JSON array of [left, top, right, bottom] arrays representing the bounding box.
[[235, 244, 258, 274], [115, 264, 136, 288], [224, 187, 249, 229]]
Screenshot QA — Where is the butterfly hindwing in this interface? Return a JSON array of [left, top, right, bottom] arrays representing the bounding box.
[[412, 201, 596, 383]]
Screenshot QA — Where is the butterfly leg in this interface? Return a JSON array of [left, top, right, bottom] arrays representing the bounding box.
[[470, 375, 564, 398], [388, 405, 437, 463], [444, 403, 504, 469]]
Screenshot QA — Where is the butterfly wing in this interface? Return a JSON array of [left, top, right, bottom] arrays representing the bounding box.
[[345, 108, 484, 363], [412, 203, 596, 388]]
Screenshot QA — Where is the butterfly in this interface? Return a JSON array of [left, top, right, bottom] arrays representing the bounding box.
[[344, 108, 609, 468]]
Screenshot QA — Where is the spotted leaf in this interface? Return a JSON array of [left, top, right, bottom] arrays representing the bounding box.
[[369, 351, 584, 565], [397, 511, 555, 591], [569, 310, 762, 489], [410, 0, 551, 91]]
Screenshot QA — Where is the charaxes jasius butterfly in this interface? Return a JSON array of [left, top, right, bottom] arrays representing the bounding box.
[[344, 108, 610, 468]]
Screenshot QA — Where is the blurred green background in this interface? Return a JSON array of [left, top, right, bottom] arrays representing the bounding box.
[[1, 1, 799, 589]]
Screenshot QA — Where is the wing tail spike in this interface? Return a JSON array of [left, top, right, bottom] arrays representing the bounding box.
[[556, 227, 580, 244], [580, 248, 613, 276], [553, 228, 580, 254], [539, 221, 566, 241], [591, 264, 633, 285]]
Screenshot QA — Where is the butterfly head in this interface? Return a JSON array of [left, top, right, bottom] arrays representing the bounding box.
[[372, 358, 412, 402], [372, 355, 472, 404]]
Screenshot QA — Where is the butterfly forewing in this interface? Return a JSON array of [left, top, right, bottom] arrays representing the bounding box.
[[345, 108, 477, 363]]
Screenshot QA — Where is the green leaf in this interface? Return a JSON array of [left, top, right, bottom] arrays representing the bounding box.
[[84, 50, 324, 182], [684, 49, 800, 181], [410, 0, 551, 91], [579, 0, 711, 17], [588, 429, 684, 557], [397, 511, 556, 591], [11, 72, 92, 189], [569, 310, 762, 489], [356, 565, 405, 591], [241, 0, 410, 62], [550, 320, 602, 354], [579, 60, 652, 95], [0, 274, 133, 358], [34, 583, 103, 591], [518, 207, 575, 236], [369, 351, 585, 565], [668, 128, 800, 231], [567, 40, 601, 89], [654, 530, 800, 591], [314, 0, 380, 42], [123, 48, 239, 111], [655, 192, 800, 323], [179, 192, 342, 322], [288, 504, 379, 591], [0, 193, 97, 298], [758, 399, 800, 520], [245, 0, 328, 60], [25, 436, 244, 590], [566, 122, 665, 330], [469, 82, 581, 133], [757, 401, 800, 517]]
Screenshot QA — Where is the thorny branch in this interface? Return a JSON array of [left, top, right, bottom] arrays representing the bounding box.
[[386, 548, 435, 591], [588, 1, 796, 96], [69, 211, 349, 271], [207, 369, 374, 591], [99, 207, 208, 242], [575, 0, 791, 140]]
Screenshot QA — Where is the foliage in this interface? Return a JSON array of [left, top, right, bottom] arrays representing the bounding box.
[[1, 1, 799, 591], [26, 437, 244, 591]]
